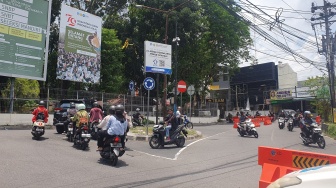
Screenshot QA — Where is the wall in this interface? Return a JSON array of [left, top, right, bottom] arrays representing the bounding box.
[[278, 63, 297, 89]]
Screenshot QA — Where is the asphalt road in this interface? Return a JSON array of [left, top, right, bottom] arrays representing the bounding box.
[[1, 122, 336, 188]]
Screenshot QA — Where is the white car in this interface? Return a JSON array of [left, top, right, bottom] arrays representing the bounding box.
[[268, 164, 336, 188]]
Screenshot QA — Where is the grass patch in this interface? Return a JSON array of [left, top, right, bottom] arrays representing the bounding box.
[[130, 126, 198, 136], [325, 123, 336, 139]]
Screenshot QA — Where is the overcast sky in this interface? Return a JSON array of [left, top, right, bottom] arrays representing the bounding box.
[[236, 0, 332, 81]]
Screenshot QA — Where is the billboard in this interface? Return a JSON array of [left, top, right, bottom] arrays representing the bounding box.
[[144, 41, 172, 74], [56, 4, 102, 83], [0, 0, 51, 80]]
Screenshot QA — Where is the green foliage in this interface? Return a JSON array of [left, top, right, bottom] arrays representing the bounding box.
[[2, 78, 40, 99], [327, 123, 336, 138], [304, 76, 331, 121]]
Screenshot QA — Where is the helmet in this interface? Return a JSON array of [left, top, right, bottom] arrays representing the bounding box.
[[109, 105, 116, 115], [296, 109, 300, 112], [136, 108, 140, 112], [70, 102, 75, 108], [77, 104, 86, 111], [39, 100, 45, 106], [93, 102, 98, 107], [115, 105, 125, 115], [304, 111, 311, 118]]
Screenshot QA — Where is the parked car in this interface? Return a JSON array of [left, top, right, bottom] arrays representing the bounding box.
[[53, 99, 85, 134], [268, 164, 336, 188]]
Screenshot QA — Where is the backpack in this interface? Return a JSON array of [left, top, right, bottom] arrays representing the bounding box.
[[36, 111, 45, 121]]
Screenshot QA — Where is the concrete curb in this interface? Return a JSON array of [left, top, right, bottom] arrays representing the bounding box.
[[127, 130, 203, 142], [0, 125, 53, 130]]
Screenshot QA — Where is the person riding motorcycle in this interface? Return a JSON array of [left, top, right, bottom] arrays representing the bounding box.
[[255, 111, 261, 117], [164, 108, 179, 141], [132, 108, 144, 126], [71, 104, 89, 142], [239, 111, 248, 131], [97, 105, 128, 151], [279, 110, 286, 119], [97, 105, 115, 131], [89, 102, 103, 124], [32, 100, 49, 123], [300, 111, 314, 138], [63, 102, 77, 134]]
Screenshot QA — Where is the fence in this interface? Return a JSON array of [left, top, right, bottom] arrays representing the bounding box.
[[0, 88, 218, 117]]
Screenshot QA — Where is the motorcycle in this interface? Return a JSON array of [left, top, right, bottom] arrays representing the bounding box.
[[73, 125, 91, 150], [299, 122, 326, 149], [90, 120, 100, 140], [31, 120, 45, 139], [132, 116, 143, 127], [278, 117, 285, 129], [237, 119, 258, 138], [66, 120, 74, 142], [287, 117, 294, 131], [149, 122, 188, 149], [99, 135, 125, 166], [183, 115, 193, 129]]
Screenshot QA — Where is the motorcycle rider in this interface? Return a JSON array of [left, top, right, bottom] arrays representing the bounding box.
[[132, 108, 144, 126], [63, 102, 77, 134], [175, 106, 183, 124], [301, 111, 313, 138], [239, 110, 248, 131], [97, 105, 115, 131], [279, 110, 286, 119], [89, 101, 104, 125], [32, 100, 49, 124], [71, 104, 89, 143], [97, 105, 128, 152], [164, 108, 179, 141]]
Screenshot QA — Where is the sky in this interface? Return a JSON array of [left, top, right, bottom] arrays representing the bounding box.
[[236, 0, 332, 81]]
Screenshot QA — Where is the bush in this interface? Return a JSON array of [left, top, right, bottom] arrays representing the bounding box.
[[327, 123, 336, 138]]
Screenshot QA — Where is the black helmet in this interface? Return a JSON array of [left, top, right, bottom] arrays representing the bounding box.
[[93, 102, 98, 107], [109, 105, 116, 115], [115, 105, 124, 115], [70, 102, 75, 108], [39, 100, 45, 106]]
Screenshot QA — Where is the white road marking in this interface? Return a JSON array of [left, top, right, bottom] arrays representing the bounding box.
[[133, 131, 230, 161]]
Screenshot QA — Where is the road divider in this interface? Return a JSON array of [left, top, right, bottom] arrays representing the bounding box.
[[258, 146, 336, 188]]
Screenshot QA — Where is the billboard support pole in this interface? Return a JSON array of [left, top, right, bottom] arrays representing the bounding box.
[[9, 77, 14, 113]]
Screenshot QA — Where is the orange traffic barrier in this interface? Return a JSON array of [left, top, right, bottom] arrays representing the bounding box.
[[263, 117, 272, 125], [251, 118, 260, 127], [233, 116, 239, 128], [258, 146, 336, 188]]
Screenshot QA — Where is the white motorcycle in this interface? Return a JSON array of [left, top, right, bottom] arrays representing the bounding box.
[[31, 120, 45, 139], [237, 119, 258, 138], [278, 117, 285, 129]]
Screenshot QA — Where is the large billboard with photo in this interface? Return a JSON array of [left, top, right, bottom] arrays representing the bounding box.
[[56, 4, 102, 83], [0, 0, 51, 80]]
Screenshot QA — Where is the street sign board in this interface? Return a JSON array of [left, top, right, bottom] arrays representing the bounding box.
[[143, 77, 155, 90], [178, 80, 187, 93], [144, 41, 172, 75], [187, 85, 195, 95], [129, 80, 134, 91]]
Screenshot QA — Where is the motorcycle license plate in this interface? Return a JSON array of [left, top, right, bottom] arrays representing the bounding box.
[[36, 128, 43, 132], [110, 143, 122, 148], [81, 134, 91, 138], [68, 128, 73, 131]]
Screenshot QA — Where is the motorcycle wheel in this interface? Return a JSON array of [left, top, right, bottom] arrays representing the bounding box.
[[186, 122, 193, 129], [317, 136, 326, 149], [149, 136, 160, 149], [237, 129, 244, 137], [253, 131, 259, 138], [56, 126, 64, 134], [111, 155, 118, 166], [176, 137, 185, 147], [289, 125, 294, 132], [81, 143, 87, 150]]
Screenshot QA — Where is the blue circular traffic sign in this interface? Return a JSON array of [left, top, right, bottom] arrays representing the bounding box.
[[129, 80, 134, 91], [143, 77, 155, 90]]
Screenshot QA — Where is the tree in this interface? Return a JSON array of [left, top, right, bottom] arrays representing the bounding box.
[[304, 76, 331, 121]]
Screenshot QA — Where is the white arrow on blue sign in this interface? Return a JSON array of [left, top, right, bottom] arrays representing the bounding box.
[[129, 80, 134, 91], [143, 77, 155, 90]]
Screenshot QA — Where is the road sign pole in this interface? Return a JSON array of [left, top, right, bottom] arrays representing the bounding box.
[[147, 90, 149, 136]]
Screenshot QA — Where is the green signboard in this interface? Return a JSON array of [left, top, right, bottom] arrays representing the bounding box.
[[0, 0, 51, 80]]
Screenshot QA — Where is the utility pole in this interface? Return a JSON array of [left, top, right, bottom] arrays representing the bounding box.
[[311, 1, 336, 122]]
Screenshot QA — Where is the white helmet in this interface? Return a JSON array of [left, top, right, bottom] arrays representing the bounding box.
[[77, 104, 86, 111], [136, 108, 140, 112]]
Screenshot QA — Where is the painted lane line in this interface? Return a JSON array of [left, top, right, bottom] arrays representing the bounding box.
[[132, 149, 175, 160]]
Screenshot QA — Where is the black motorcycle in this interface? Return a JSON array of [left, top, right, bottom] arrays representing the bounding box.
[[149, 122, 188, 149], [73, 125, 91, 150], [299, 122, 326, 149], [90, 120, 100, 140], [66, 120, 74, 142], [99, 135, 125, 166]]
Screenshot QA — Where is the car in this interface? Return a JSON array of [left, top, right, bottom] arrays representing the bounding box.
[[53, 99, 85, 134], [281, 109, 296, 118], [268, 164, 336, 188]]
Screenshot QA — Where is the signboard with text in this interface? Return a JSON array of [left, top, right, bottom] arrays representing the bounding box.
[[270, 90, 292, 100], [56, 4, 102, 83], [0, 0, 51, 80], [144, 41, 172, 75]]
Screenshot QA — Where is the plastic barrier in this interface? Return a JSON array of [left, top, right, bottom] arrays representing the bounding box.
[[251, 118, 260, 127], [263, 117, 272, 125], [315, 115, 321, 125], [233, 116, 239, 128], [258, 146, 336, 188]]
